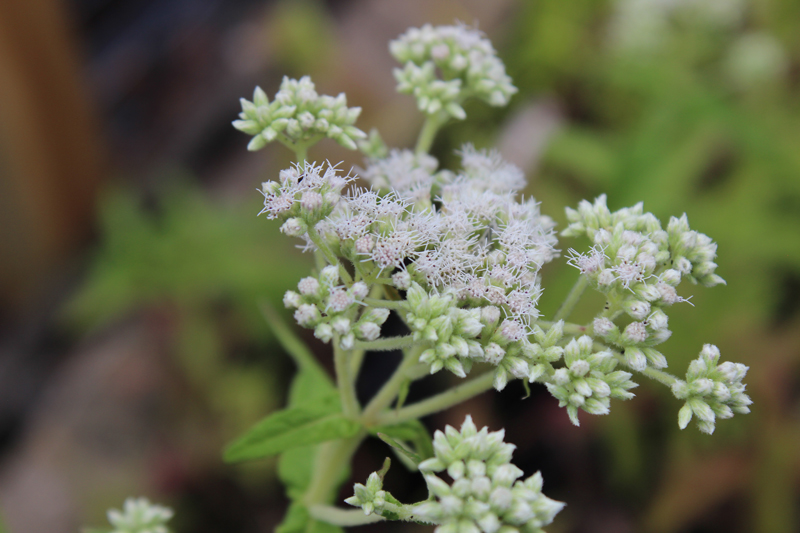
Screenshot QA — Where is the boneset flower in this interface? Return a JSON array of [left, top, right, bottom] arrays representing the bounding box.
[[220, 22, 753, 533]]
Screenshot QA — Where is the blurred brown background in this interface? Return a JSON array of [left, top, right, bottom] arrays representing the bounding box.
[[1, 0, 799, 532]]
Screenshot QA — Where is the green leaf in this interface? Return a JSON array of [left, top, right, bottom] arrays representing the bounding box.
[[396, 379, 411, 410], [371, 419, 434, 467], [377, 433, 421, 468], [260, 302, 333, 388], [224, 393, 361, 462], [278, 338, 339, 494]]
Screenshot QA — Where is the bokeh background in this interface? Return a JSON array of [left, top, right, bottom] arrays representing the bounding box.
[[1, 0, 799, 532]]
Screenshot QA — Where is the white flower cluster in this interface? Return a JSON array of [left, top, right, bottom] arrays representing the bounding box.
[[544, 336, 638, 426], [321, 149, 557, 321], [564, 195, 722, 371], [390, 24, 517, 119], [259, 161, 354, 231], [346, 416, 564, 533], [283, 266, 389, 349], [107, 497, 173, 533], [233, 76, 366, 151], [671, 344, 752, 434]]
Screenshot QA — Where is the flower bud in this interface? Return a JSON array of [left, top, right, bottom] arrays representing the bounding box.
[[280, 217, 307, 237], [592, 317, 618, 339], [314, 323, 333, 342], [294, 304, 321, 327], [298, 277, 320, 296], [320, 265, 340, 286], [283, 290, 301, 308]]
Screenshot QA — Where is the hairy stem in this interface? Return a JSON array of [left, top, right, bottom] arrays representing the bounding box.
[[363, 297, 405, 310], [537, 320, 587, 336], [361, 346, 426, 425], [354, 335, 417, 352], [375, 371, 495, 426], [293, 143, 308, 166], [309, 505, 386, 526], [553, 275, 589, 322], [596, 342, 680, 387], [334, 341, 361, 417], [415, 113, 447, 155], [303, 432, 366, 506]]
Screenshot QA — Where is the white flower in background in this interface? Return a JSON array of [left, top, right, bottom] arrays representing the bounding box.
[[724, 32, 789, 89], [107, 498, 173, 533]]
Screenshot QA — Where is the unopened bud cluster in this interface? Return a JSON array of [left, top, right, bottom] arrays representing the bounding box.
[[283, 266, 388, 349], [347, 416, 564, 533], [544, 336, 638, 426], [106, 497, 173, 533], [391, 24, 517, 118], [671, 344, 752, 434], [405, 283, 483, 378], [234, 76, 366, 151]]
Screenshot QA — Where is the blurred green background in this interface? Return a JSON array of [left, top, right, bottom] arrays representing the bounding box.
[[0, 0, 798, 532]]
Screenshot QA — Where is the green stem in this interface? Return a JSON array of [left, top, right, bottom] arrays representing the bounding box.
[[349, 346, 366, 381], [596, 342, 680, 387], [294, 143, 308, 166], [259, 303, 324, 374], [354, 335, 416, 352], [363, 297, 405, 310], [307, 225, 353, 285], [415, 113, 447, 155], [308, 505, 386, 526], [553, 275, 589, 322], [334, 341, 360, 417], [376, 371, 495, 426], [303, 432, 366, 506], [361, 346, 426, 425], [537, 320, 587, 336]]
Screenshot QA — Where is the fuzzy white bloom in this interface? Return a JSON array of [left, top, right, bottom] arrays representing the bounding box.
[[107, 497, 173, 533], [259, 162, 355, 224], [360, 149, 441, 203]]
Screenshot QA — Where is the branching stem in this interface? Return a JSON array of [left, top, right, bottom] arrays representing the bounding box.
[[354, 335, 417, 352], [553, 275, 589, 322], [375, 371, 495, 426]]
